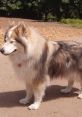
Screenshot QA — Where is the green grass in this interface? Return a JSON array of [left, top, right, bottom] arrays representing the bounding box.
[[60, 19, 82, 28]]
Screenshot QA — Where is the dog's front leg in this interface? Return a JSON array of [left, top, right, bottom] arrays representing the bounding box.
[[19, 83, 33, 104], [28, 82, 46, 110]]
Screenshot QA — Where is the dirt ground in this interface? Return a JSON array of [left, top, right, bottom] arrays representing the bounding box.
[[0, 17, 82, 117]]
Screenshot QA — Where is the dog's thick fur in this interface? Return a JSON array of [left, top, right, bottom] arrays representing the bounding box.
[[1, 22, 82, 110]]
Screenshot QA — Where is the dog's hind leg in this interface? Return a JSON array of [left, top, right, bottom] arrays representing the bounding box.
[[19, 83, 33, 104], [60, 79, 74, 93], [78, 79, 82, 99]]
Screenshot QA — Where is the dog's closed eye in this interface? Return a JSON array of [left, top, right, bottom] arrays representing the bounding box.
[[10, 40, 15, 43], [10, 41, 14, 43]]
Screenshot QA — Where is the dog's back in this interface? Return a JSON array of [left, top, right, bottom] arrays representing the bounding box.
[[47, 41, 82, 79]]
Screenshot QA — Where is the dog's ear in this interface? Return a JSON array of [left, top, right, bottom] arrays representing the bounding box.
[[17, 22, 26, 36], [9, 21, 16, 27]]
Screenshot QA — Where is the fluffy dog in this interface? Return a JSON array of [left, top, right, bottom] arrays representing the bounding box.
[[1, 22, 82, 110]]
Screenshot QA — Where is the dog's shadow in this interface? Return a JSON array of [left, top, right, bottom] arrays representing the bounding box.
[[0, 85, 79, 108]]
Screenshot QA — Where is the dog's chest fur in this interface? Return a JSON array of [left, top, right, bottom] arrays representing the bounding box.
[[9, 49, 37, 82]]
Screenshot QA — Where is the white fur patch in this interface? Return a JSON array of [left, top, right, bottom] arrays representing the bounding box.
[[78, 93, 82, 99], [28, 102, 41, 110], [1, 41, 17, 55]]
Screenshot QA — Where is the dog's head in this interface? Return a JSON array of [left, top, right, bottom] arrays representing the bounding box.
[[1, 22, 28, 55]]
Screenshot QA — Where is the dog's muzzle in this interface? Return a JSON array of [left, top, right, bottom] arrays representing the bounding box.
[[0, 48, 4, 54], [0, 48, 17, 55]]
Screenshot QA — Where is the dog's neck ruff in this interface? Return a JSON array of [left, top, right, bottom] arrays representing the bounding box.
[[16, 36, 28, 52]]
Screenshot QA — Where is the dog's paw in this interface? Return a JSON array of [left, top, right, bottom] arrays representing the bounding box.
[[78, 94, 82, 99], [60, 87, 72, 93], [19, 97, 29, 105], [28, 103, 40, 110]]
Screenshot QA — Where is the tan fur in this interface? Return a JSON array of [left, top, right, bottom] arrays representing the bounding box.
[[1, 22, 82, 110], [5, 23, 48, 110]]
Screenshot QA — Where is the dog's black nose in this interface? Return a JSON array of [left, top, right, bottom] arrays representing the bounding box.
[[0, 48, 4, 53]]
